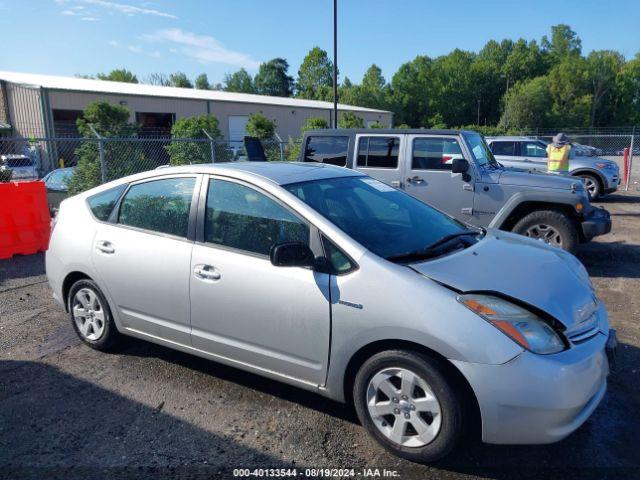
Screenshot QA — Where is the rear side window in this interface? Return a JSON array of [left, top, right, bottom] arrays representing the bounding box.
[[304, 136, 349, 166], [205, 179, 310, 256], [357, 137, 399, 169], [522, 141, 547, 158], [5, 156, 33, 168], [490, 141, 517, 156], [412, 138, 462, 170], [118, 177, 195, 238], [87, 184, 126, 221]]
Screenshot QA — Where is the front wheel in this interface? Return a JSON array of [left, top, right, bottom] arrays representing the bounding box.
[[353, 350, 462, 463], [578, 174, 600, 200], [512, 209, 579, 253]]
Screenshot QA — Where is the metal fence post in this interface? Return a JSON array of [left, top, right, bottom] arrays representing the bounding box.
[[275, 132, 284, 161], [88, 124, 107, 184], [626, 127, 635, 191], [202, 129, 216, 163]]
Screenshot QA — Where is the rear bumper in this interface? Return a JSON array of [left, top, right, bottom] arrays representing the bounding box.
[[581, 207, 611, 241], [452, 332, 610, 444]]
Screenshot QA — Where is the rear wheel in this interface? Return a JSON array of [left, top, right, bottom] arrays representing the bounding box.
[[68, 279, 120, 351], [578, 174, 600, 200], [353, 350, 462, 463], [512, 209, 579, 253]]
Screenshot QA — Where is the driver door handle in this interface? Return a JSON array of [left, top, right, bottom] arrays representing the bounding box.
[[407, 176, 424, 184], [194, 264, 221, 281]]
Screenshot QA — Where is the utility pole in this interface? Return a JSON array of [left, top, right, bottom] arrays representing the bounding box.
[[333, 0, 338, 129]]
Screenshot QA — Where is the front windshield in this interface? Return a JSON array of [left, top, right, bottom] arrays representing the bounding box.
[[283, 176, 467, 260], [465, 133, 499, 167]]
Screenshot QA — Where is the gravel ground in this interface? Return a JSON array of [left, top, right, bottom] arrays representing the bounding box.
[[1, 193, 639, 480]]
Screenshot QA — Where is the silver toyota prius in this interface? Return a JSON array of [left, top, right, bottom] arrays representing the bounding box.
[[46, 162, 616, 463]]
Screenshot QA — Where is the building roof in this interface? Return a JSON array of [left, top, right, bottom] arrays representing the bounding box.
[[0, 71, 390, 114]]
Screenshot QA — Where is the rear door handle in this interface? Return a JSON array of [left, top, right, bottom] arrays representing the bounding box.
[[407, 176, 424, 184], [96, 240, 115, 254], [193, 264, 221, 281]]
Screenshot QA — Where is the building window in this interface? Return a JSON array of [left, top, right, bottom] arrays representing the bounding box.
[[135, 112, 175, 137]]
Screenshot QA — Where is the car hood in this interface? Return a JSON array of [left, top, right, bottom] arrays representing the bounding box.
[[497, 168, 583, 191], [409, 231, 597, 330]]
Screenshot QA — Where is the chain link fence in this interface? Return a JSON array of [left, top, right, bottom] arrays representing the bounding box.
[[0, 130, 637, 191]]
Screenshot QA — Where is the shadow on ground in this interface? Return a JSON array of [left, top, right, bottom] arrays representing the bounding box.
[[0, 360, 298, 480], [577, 241, 640, 279], [0, 252, 46, 288]]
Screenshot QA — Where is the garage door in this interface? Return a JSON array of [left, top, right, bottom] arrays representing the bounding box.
[[228, 116, 250, 146]]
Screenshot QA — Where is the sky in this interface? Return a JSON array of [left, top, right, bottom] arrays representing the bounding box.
[[1, 0, 639, 86]]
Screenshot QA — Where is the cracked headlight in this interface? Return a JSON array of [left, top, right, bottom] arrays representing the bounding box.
[[458, 294, 565, 354]]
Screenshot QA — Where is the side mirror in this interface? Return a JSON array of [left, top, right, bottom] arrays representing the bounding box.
[[270, 242, 315, 268], [451, 158, 470, 174]]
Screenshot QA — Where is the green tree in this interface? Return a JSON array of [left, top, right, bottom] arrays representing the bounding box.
[[169, 72, 193, 88], [147, 73, 170, 86], [542, 24, 582, 61], [254, 58, 294, 97], [246, 112, 277, 139], [499, 77, 552, 129], [390, 55, 434, 127], [195, 73, 211, 90], [547, 56, 591, 127], [67, 101, 143, 194], [166, 115, 223, 166], [613, 53, 640, 125], [296, 47, 334, 100], [97, 69, 138, 83], [224, 69, 255, 93], [338, 111, 365, 129], [586, 50, 625, 126]]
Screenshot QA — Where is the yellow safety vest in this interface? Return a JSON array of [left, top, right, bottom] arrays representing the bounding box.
[[547, 144, 571, 173]]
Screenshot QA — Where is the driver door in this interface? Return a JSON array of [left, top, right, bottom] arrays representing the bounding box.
[[520, 140, 549, 172], [189, 177, 331, 385], [403, 135, 476, 223]]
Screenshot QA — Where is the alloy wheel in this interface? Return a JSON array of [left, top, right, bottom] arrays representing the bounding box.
[[581, 176, 598, 198], [525, 224, 563, 247], [72, 288, 106, 341], [366, 367, 442, 448]]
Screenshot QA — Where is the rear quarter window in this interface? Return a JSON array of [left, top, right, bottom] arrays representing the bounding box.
[[87, 184, 127, 221], [303, 136, 349, 166]]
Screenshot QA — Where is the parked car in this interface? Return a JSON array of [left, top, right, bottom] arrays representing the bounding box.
[[42, 167, 75, 214], [299, 129, 611, 252], [46, 162, 616, 463], [485, 136, 620, 199], [0, 154, 37, 181]]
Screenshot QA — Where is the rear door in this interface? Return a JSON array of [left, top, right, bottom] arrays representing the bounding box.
[[403, 135, 475, 222], [353, 134, 403, 188], [519, 140, 549, 172], [91, 174, 199, 345]]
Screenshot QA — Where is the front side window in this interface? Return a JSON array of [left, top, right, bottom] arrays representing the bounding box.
[[87, 184, 127, 221], [357, 136, 399, 169], [118, 177, 195, 237], [522, 141, 548, 158], [205, 179, 309, 256], [465, 133, 499, 167], [412, 137, 462, 170], [490, 141, 517, 156], [303, 136, 349, 166], [284, 176, 465, 260]]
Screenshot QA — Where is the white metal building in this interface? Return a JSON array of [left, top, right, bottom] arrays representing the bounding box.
[[0, 71, 392, 142]]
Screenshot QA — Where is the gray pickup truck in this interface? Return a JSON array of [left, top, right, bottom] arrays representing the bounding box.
[[299, 129, 611, 252]]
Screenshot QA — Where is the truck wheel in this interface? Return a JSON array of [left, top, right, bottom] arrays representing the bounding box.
[[578, 174, 600, 200], [512, 210, 579, 253], [353, 350, 462, 463]]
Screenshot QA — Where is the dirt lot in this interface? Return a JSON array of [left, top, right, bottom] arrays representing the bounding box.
[[1, 193, 639, 480]]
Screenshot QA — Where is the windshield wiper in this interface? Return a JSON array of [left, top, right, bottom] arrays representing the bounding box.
[[386, 228, 484, 263]]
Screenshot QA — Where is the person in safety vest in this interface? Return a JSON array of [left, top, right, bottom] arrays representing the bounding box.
[[546, 132, 571, 173]]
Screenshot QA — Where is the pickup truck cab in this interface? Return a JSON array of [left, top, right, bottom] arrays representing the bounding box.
[[485, 136, 620, 200], [299, 129, 611, 252]]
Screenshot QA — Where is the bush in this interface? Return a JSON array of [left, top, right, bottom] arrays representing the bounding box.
[[246, 112, 277, 140], [67, 101, 145, 195], [166, 115, 224, 165], [338, 111, 365, 129]]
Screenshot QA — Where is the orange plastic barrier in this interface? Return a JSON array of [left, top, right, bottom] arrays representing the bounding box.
[[0, 181, 51, 260]]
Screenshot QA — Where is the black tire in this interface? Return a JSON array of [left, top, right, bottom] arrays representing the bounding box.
[[68, 279, 120, 351], [577, 173, 601, 200], [512, 209, 579, 253], [353, 350, 462, 464]]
